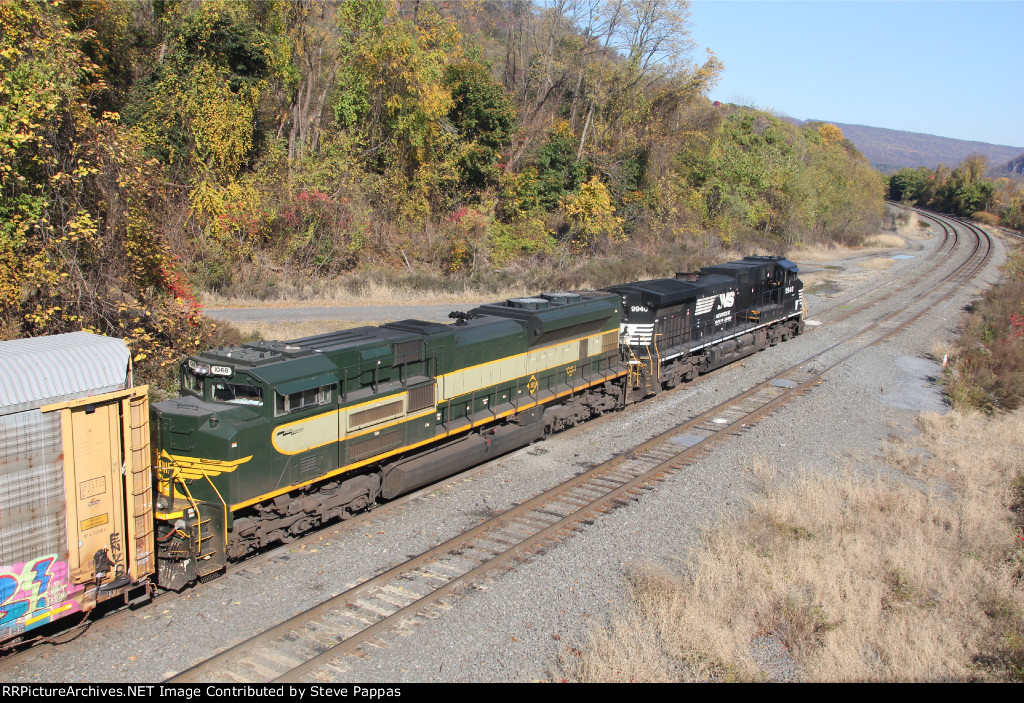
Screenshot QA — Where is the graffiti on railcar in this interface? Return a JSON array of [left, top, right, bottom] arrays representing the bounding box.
[[0, 556, 81, 638]]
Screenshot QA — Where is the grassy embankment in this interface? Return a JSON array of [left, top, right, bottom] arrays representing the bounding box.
[[938, 242, 1024, 413], [564, 410, 1024, 682]]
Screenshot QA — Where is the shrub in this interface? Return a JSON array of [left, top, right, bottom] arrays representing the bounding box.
[[947, 250, 1024, 412], [972, 211, 1001, 226]]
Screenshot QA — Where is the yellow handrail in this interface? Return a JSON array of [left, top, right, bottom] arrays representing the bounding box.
[[174, 474, 205, 559], [200, 468, 230, 554], [625, 343, 643, 388], [652, 333, 662, 383]]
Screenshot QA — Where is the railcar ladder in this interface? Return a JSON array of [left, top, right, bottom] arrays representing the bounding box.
[[126, 390, 155, 580]]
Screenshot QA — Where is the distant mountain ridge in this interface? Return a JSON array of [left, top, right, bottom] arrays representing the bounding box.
[[815, 122, 1023, 176]]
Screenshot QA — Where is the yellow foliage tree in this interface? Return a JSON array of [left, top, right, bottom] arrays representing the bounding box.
[[186, 62, 261, 177], [562, 176, 624, 253], [0, 3, 223, 389], [817, 122, 845, 148], [188, 180, 268, 289]]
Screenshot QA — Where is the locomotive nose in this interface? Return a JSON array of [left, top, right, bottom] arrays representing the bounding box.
[[152, 397, 237, 457]]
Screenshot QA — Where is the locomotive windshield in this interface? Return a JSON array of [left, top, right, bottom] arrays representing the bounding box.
[[211, 380, 264, 406]]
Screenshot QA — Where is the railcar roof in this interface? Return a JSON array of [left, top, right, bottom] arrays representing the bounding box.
[[746, 255, 799, 273], [701, 256, 799, 278], [383, 319, 451, 336], [0, 332, 130, 415], [448, 314, 529, 342], [195, 325, 424, 368], [290, 324, 416, 350], [470, 290, 616, 316]]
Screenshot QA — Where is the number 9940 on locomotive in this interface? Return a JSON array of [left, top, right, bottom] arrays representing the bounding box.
[[151, 256, 803, 589]]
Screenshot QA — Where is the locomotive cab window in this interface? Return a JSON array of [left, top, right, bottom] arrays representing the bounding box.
[[275, 384, 331, 416], [212, 380, 265, 406]]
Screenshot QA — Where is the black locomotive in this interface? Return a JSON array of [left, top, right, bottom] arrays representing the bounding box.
[[609, 256, 804, 395]]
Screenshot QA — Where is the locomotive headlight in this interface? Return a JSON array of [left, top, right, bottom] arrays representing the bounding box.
[[155, 495, 168, 511], [187, 359, 211, 376]]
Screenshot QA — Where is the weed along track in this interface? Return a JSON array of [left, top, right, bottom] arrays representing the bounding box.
[[163, 212, 992, 684]]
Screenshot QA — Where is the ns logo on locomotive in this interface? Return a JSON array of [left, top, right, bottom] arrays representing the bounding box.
[[0, 257, 802, 645]]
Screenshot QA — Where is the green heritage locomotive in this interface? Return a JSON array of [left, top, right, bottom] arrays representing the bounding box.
[[152, 257, 803, 589]]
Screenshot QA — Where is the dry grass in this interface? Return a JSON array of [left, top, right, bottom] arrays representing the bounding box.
[[791, 234, 906, 266], [929, 339, 961, 369], [566, 410, 1024, 682], [862, 233, 907, 249], [228, 319, 387, 341], [858, 257, 897, 271], [200, 277, 528, 309], [894, 212, 935, 240], [944, 250, 1024, 413], [796, 271, 836, 290], [790, 242, 852, 263]]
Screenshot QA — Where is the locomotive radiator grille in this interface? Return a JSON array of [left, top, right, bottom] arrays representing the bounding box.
[[407, 382, 436, 413], [348, 427, 403, 462], [349, 400, 404, 430]]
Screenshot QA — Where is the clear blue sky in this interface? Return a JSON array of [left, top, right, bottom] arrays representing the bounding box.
[[688, 0, 1024, 147]]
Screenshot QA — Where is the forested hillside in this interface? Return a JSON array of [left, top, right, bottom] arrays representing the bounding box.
[[992, 153, 1024, 180], [0, 0, 885, 387]]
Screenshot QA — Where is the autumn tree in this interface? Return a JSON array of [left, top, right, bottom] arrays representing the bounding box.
[[0, 1, 216, 386], [889, 155, 999, 219], [331, 1, 466, 219], [562, 175, 624, 252], [676, 111, 882, 247], [888, 166, 932, 203], [443, 60, 518, 192], [277, 1, 344, 163]]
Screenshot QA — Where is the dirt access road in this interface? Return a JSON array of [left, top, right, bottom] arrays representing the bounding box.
[[202, 246, 914, 337]]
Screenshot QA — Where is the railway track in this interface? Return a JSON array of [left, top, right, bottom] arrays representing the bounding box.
[[803, 209, 956, 325], [164, 212, 992, 683]]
